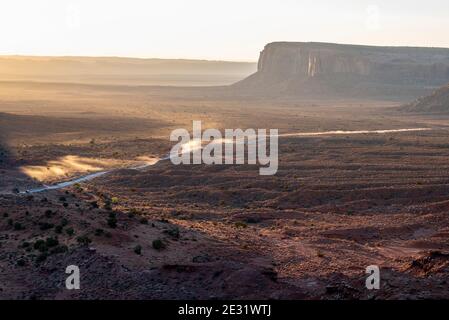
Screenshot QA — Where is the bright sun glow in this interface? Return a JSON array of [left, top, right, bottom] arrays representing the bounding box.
[[0, 0, 448, 61]]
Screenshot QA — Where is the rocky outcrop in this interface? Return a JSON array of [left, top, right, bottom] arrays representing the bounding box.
[[401, 83, 449, 113], [236, 42, 449, 100]]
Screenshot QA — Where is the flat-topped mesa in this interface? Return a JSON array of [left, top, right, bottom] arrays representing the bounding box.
[[257, 42, 449, 82], [237, 42, 449, 99]]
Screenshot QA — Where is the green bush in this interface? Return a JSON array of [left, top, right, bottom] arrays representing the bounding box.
[[76, 235, 92, 246], [165, 227, 180, 239], [33, 240, 48, 252], [152, 239, 166, 251], [50, 245, 68, 254], [45, 237, 59, 248], [14, 222, 25, 230], [66, 227, 75, 236], [39, 222, 54, 231], [36, 252, 48, 263], [107, 218, 117, 228], [134, 245, 142, 255], [55, 225, 63, 234], [17, 258, 26, 267], [60, 218, 69, 227], [234, 222, 248, 229]]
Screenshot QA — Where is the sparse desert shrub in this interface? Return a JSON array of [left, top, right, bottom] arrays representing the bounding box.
[[134, 245, 142, 255], [103, 201, 112, 211], [33, 240, 48, 252], [111, 197, 119, 204], [60, 218, 68, 227], [95, 228, 104, 236], [36, 252, 48, 263], [107, 217, 117, 228], [45, 210, 54, 218], [21, 242, 30, 248], [39, 222, 54, 231], [66, 227, 75, 236], [14, 222, 25, 230], [45, 237, 59, 248], [76, 235, 92, 246], [55, 225, 63, 234], [164, 227, 180, 239], [17, 258, 26, 267], [50, 245, 68, 254], [152, 239, 166, 251], [139, 218, 148, 225], [245, 217, 261, 224], [234, 222, 248, 229], [90, 201, 99, 209]]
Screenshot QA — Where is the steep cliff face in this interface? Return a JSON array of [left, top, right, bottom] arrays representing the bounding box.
[[257, 43, 372, 77], [236, 42, 449, 100]]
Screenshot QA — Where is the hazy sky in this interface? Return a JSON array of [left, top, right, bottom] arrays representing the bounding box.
[[1, 0, 448, 61]]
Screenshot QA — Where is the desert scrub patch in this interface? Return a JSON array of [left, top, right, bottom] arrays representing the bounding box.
[[60, 218, 69, 227], [234, 222, 248, 229], [139, 217, 148, 225], [44, 209, 55, 218], [111, 197, 119, 205], [66, 227, 75, 236], [36, 252, 48, 263], [73, 183, 83, 192], [134, 245, 142, 255], [21, 241, 31, 249], [164, 227, 180, 239], [33, 240, 48, 253], [55, 225, 63, 234], [129, 208, 141, 215], [152, 239, 166, 251], [245, 217, 261, 224], [50, 245, 68, 254], [76, 235, 92, 246], [45, 237, 59, 248], [107, 212, 118, 228], [17, 258, 26, 267], [103, 201, 112, 211], [39, 222, 54, 231], [90, 201, 99, 209], [13, 222, 25, 230]]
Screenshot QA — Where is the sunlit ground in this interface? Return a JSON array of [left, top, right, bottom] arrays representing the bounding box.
[[20, 155, 125, 183]]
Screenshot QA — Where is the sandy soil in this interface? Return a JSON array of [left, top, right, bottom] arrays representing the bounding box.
[[0, 81, 448, 299]]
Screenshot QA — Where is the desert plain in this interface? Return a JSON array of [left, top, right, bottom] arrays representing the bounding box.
[[0, 75, 448, 299]]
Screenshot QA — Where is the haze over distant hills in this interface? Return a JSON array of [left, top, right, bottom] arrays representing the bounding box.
[[0, 56, 256, 86], [235, 42, 449, 100]]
